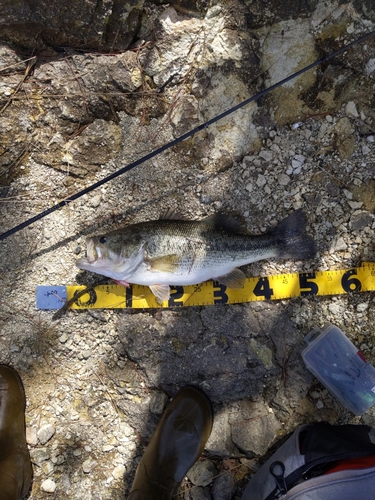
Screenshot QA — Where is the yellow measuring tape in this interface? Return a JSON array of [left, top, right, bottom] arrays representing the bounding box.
[[54, 262, 375, 309]]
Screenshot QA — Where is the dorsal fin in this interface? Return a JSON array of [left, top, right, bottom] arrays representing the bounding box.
[[203, 213, 249, 235], [159, 209, 191, 221]]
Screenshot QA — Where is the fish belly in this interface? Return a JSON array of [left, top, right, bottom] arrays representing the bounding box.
[[126, 249, 277, 286]]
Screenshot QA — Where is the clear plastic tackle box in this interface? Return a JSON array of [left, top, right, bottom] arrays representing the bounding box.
[[302, 324, 375, 416]]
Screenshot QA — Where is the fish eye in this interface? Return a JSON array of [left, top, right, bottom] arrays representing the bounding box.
[[99, 236, 107, 244]]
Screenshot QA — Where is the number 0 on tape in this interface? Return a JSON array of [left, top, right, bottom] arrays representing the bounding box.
[[36, 263, 375, 310]]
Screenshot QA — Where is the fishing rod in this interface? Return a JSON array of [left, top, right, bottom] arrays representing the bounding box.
[[1, 28, 375, 241]]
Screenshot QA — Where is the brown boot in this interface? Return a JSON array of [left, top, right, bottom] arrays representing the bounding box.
[[128, 385, 213, 500], [0, 365, 32, 499]]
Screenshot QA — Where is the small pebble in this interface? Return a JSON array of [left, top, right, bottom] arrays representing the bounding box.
[[259, 150, 273, 161], [38, 424, 56, 445], [112, 464, 126, 479], [345, 100, 358, 118], [59, 333, 69, 343], [278, 173, 290, 186], [26, 427, 38, 446], [149, 390, 168, 416], [357, 303, 368, 313], [82, 458, 98, 474], [187, 460, 218, 487], [41, 479, 57, 493], [41, 461, 54, 475], [256, 174, 267, 187], [30, 448, 50, 464]]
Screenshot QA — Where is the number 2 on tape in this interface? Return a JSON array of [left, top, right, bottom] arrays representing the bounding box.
[[168, 286, 184, 307]]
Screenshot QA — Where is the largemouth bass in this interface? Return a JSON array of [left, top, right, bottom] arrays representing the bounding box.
[[76, 209, 316, 303]]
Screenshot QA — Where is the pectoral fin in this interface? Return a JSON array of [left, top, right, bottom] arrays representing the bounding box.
[[217, 268, 246, 288], [147, 254, 180, 273], [149, 284, 171, 303]]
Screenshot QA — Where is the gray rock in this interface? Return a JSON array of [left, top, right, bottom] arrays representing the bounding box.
[[37, 424, 56, 445], [212, 470, 235, 500], [26, 427, 38, 446], [206, 409, 241, 457], [328, 302, 344, 315], [82, 458, 98, 474], [259, 150, 273, 162], [349, 210, 373, 232], [49, 120, 123, 178], [231, 402, 282, 457], [260, 18, 318, 125], [357, 302, 369, 313], [118, 304, 279, 404], [30, 448, 50, 464], [184, 486, 212, 500], [1, 0, 143, 51], [149, 390, 169, 416], [59, 333, 69, 344], [278, 173, 291, 186], [78, 349, 92, 360], [334, 117, 355, 159], [329, 235, 347, 253], [187, 460, 218, 487]]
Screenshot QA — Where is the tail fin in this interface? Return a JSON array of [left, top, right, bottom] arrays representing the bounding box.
[[274, 209, 316, 260]]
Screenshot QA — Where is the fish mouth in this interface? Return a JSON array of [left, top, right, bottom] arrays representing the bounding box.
[[86, 240, 103, 263], [76, 254, 99, 270], [76, 247, 124, 278], [76, 257, 91, 270], [76, 240, 103, 269]]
